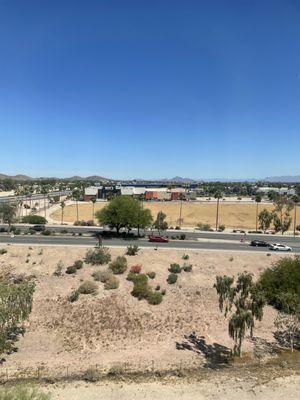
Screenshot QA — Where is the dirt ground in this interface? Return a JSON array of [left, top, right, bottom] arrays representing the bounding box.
[[43, 370, 300, 400], [0, 245, 295, 381], [50, 202, 300, 230]]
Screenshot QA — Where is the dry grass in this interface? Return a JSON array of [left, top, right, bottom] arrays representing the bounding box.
[[50, 201, 300, 229], [0, 245, 285, 375]]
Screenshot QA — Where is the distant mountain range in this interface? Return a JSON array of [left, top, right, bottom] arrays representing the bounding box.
[[1, 173, 300, 183]]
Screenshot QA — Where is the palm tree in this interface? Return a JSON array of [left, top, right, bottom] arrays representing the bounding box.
[[255, 195, 262, 232], [91, 197, 96, 224], [41, 185, 49, 219], [178, 192, 185, 228], [60, 201, 65, 225], [214, 191, 223, 231], [72, 189, 81, 222]]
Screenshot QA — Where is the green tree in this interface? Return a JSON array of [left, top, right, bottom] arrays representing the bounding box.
[[214, 190, 223, 231], [258, 208, 273, 233], [136, 208, 153, 236], [255, 195, 262, 232], [272, 196, 293, 234], [214, 272, 265, 357], [96, 196, 140, 234], [153, 211, 168, 234], [0, 202, 17, 228]]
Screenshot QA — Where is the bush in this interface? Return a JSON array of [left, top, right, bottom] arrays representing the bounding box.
[[66, 265, 77, 274], [126, 245, 139, 256], [78, 280, 98, 295], [68, 290, 80, 302], [257, 256, 300, 314], [167, 273, 178, 284], [146, 271, 156, 279], [104, 275, 119, 290], [85, 247, 111, 265], [155, 285, 161, 291], [0, 249, 7, 255], [109, 256, 127, 274], [92, 269, 111, 282], [21, 215, 47, 224], [182, 263, 193, 272], [84, 367, 101, 382], [179, 234, 186, 240], [73, 259, 83, 269], [131, 280, 150, 300], [130, 264, 142, 274], [161, 289, 166, 295], [196, 223, 211, 231], [168, 263, 181, 274], [41, 230, 52, 236], [182, 254, 189, 260], [53, 261, 64, 276], [147, 291, 163, 305], [74, 220, 87, 226], [218, 224, 226, 231], [296, 225, 300, 232], [0, 385, 51, 400]]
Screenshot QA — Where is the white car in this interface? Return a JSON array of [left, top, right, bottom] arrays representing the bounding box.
[[269, 243, 292, 252]]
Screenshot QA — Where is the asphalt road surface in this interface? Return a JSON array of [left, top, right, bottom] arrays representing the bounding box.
[[0, 234, 299, 253]]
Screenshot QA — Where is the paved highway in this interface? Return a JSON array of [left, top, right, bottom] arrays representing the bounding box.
[[0, 234, 299, 253]]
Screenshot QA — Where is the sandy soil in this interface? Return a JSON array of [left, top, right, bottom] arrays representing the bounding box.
[[50, 202, 300, 230], [0, 245, 294, 381], [43, 371, 300, 400]]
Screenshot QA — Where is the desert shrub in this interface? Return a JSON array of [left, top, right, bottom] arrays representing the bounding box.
[[146, 271, 156, 279], [161, 289, 166, 295], [60, 229, 68, 234], [218, 224, 226, 231], [92, 269, 111, 282], [41, 230, 52, 236], [66, 265, 77, 274], [126, 245, 139, 256], [84, 367, 101, 382], [68, 290, 79, 303], [130, 264, 142, 274], [168, 263, 181, 274], [0, 385, 51, 399], [0, 249, 7, 255], [104, 275, 119, 290], [182, 254, 189, 260], [147, 291, 163, 305], [21, 215, 47, 224], [155, 285, 161, 291], [167, 273, 178, 284], [53, 261, 64, 276], [179, 234, 186, 240], [128, 273, 148, 284], [257, 256, 300, 314], [182, 263, 193, 272], [109, 256, 127, 274], [85, 247, 111, 265], [73, 259, 83, 270], [131, 280, 150, 299], [78, 280, 98, 295], [229, 256, 234, 262], [74, 220, 87, 226], [197, 223, 211, 231]]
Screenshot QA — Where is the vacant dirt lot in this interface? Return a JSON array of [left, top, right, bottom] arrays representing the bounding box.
[[50, 202, 300, 229], [0, 245, 291, 380]]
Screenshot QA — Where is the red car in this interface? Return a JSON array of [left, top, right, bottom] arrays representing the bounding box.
[[148, 235, 169, 243]]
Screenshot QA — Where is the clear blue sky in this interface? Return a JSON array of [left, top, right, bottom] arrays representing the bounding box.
[[0, 0, 299, 180]]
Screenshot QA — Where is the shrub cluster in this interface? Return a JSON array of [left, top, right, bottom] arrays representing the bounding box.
[[196, 223, 212, 231], [21, 215, 47, 224], [126, 245, 139, 256], [104, 275, 119, 290], [78, 280, 98, 295], [128, 273, 163, 305], [109, 256, 127, 274], [168, 263, 181, 274], [85, 247, 111, 265]]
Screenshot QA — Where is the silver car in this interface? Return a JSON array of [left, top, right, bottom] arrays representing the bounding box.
[[269, 243, 292, 251]]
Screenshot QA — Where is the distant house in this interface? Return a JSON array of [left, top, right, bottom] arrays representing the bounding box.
[[257, 187, 296, 196]]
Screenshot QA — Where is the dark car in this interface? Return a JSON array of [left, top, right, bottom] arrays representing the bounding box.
[[250, 240, 269, 247], [149, 235, 169, 243], [32, 225, 46, 232]]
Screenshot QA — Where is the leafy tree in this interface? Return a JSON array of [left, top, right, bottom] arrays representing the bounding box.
[[0, 202, 17, 228], [136, 207, 153, 236], [96, 196, 141, 234], [153, 211, 168, 234], [258, 209, 273, 233], [214, 272, 265, 356], [272, 196, 293, 234]]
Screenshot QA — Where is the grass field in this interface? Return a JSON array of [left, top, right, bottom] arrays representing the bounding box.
[[50, 201, 300, 230]]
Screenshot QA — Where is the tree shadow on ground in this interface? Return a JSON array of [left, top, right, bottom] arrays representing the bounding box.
[[176, 332, 233, 369]]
